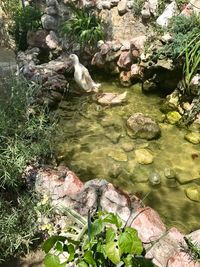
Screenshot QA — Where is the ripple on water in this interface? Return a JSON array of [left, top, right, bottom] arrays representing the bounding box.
[[55, 80, 200, 233]]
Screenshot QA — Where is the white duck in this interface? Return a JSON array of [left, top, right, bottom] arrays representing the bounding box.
[[69, 54, 101, 92]]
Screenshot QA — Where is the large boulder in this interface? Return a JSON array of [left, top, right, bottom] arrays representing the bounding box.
[[41, 14, 58, 30], [127, 113, 161, 140]]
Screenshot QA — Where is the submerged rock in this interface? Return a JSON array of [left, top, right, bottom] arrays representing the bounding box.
[[185, 132, 200, 144], [135, 148, 154, 164], [166, 111, 182, 124], [185, 185, 200, 202], [121, 142, 135, 152], [95, 91, 127, 105], [127, 113, 161, 140], [149, 171, 161, 185], [108, 149, 128, 162]]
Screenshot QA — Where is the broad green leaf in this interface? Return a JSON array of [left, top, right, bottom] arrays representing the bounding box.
[[84, 250, 96, 265], [104, 241, 120, 264], [106, 227, 116, 243], [124, 255, 133, 267], [78, 261, 88, 267], [91, 218, 104, 238], [103, 213, 122, 228], [44, 254, 65, 267], [42, 236, 66, 253], [55, 241, 63, 252], [67, 244, 75, 262], [120, 227, 143, 255]]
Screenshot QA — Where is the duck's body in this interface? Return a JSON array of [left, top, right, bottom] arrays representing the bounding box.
[[69, 54, 101, 92]]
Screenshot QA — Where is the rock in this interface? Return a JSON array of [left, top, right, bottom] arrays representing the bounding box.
[[142, 10, 151, 21], [121, 40, 130, 50], [127, 113, 161, 140], [166, 111, 182, 124], [102, 0, 111, 9], [46, 31, 60, 49], [106, 50, 121, 62], [149, 171, 161, 185], [45, 6, 58, 15], [121, 142, 135, 152], [46, 0, 58, 6], [164, 168, 176, 179], [142, 80, 157, 93], [111, 0, 120, 7], [120, 71, 132, 86], [41, 14, 58, 31], [175, 168, 199, 184], [156, 1, 178, 27], [105, 130, 121, 143], [189, 120, 200, 133], [118, 0, 128, 15], [185, 185, 200, 202], [145, 227, 185, 266], [91, 52, 105, 68], [34, 167, 84, 203], [112, 41, 122, 51], [187, 229, 200, 246], [96, 91, 127, 105], [190, 74, 200, 95], [161, 32, 173, 43], [156, 58, 173, 71], [130, 36, 146, 52], [131, 49, 140, 61], [131, 64, 143, 80], [135, 149, 154, 164], [131, 207, 166, 243], [117, 51, 132, 69], [165, 90, 180, 111], [184, 132, 200, 144], [108, 149, 128, 162], [50, 90, 63, 101], [181, 0, 200, 16], [148, 0, 158, 14], [100, 42, 111, 55], [27, 30, 48, 49], [167, 251, 200, 267]]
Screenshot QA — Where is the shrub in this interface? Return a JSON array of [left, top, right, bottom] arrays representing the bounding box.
[[60, 1, 104, 51], [10, 5, 42, 51], [43, 208, 155, 266], [0, 74, 56, 261]]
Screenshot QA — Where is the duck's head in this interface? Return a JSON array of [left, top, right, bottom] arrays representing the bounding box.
[[69, 54, 79, 65]]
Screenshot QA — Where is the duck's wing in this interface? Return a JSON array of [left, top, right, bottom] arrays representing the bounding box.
[[81, 65, 94, 91]]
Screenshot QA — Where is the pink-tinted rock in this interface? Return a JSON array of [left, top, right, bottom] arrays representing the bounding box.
[[35, 167, 84, 201], [100, 183, 132, 222], [131, 207, 166, 243], [167, 251, 200, 267], [131, 64, 143, 79], [100, 42, 111, 55], [91, 52, 105, 68], [131, 36, 147, 52], [46, 31, 60, 49], [117, 51, 132, 69], [145, 227, 185, 267]]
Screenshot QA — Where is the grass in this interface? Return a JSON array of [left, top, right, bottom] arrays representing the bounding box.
[[0, 73, 56, 261]]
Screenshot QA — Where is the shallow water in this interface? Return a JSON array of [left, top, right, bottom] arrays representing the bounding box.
[[55, 78, 200, 233]]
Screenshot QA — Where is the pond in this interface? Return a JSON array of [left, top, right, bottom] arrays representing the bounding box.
[[55, 78, 200, 234]]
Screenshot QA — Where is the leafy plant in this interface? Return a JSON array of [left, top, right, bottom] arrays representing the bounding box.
[[183, 237, 200, 262], [10, 5, 42, 51], [0, 0, 21, 18], [0, 74, 56, 261], [132, 0, 145, 17], [43, 207, 155, 266], [60, 1, 104, 51]]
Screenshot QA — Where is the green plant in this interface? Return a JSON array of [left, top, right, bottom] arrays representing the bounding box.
[[60, 1, 104, 51], [10, 5, 42, 51], [0, 74, 56, 261], [132, 0, 145, 16], [183, 237, 200, 262], [0, 0, 21, 17], [43, 207, 155, 266]]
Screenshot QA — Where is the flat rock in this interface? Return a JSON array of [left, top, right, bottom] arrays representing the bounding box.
[[108, 149, 128, 161], [135, 148, 154, 164], [185, 185, 200, 202], [185, 132, 200, 144]]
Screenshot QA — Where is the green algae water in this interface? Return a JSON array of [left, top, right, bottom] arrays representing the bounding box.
[[55, 79, 200, 233]]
